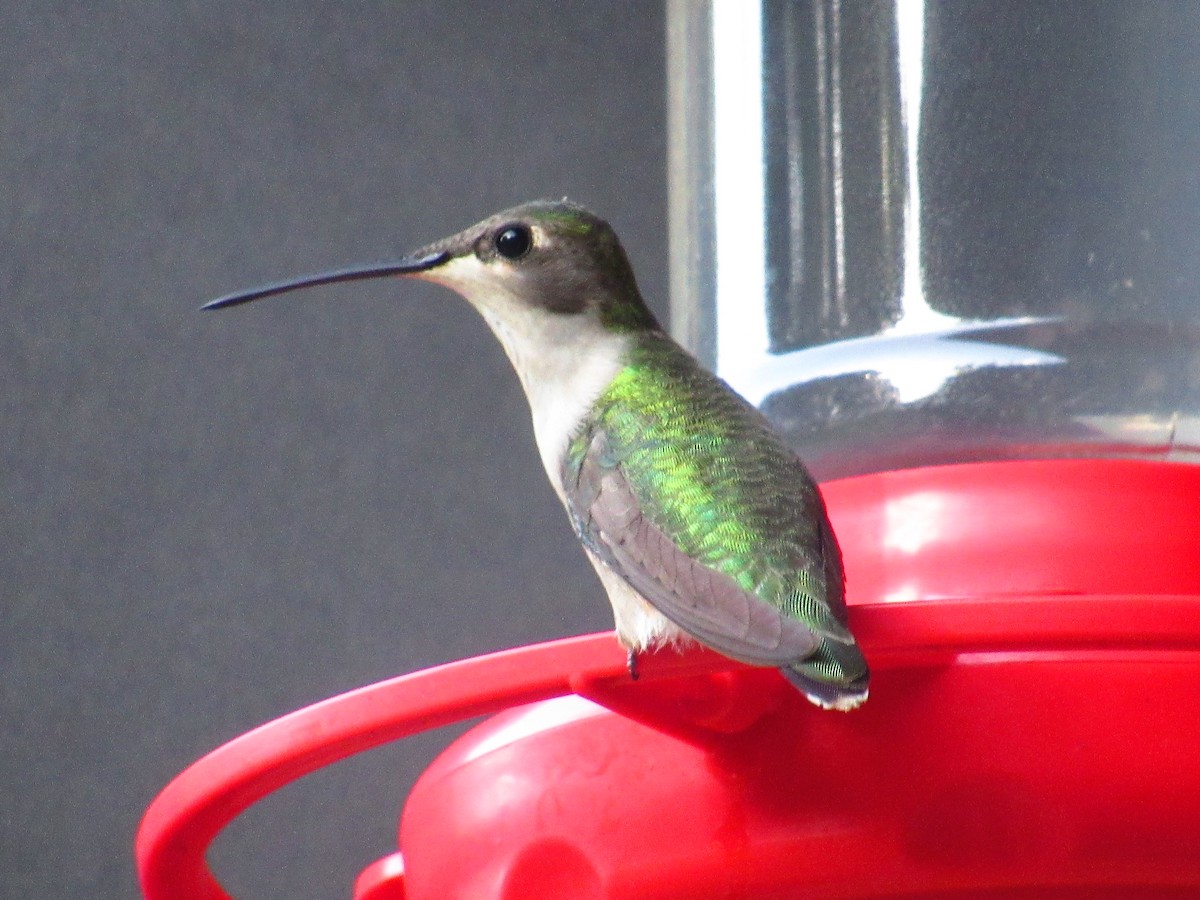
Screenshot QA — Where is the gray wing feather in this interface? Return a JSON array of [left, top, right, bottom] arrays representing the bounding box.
[[569, 432, 820, 666]]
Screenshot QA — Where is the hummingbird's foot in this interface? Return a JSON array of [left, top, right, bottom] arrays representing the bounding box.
[[626, 648, 640, 681]]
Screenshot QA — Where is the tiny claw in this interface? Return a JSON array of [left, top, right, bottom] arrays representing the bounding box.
[[627, 648, 640, 681]]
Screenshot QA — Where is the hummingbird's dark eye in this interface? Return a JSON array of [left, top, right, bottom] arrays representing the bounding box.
[[494, 224, 533, 260]]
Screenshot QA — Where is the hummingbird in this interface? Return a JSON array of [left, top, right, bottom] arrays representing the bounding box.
[[204, 200, 869, 710]]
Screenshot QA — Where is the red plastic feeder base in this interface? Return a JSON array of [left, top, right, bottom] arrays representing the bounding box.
[[137, 460, 1200, 899]]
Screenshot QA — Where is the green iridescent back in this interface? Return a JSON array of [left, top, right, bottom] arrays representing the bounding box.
[[566, 332, 861, 669]]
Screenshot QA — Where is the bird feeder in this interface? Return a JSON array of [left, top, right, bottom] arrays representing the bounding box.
[[139, 2, 1200, 895]]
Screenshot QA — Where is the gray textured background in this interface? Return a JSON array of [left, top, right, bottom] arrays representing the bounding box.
[[2, 3, 666, 897]]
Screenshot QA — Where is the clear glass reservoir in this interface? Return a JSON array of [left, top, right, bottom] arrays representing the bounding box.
[[669, 0, 1200, 479]]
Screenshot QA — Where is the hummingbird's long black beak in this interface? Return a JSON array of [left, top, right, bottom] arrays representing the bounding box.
[[201, 251, 451, 310]]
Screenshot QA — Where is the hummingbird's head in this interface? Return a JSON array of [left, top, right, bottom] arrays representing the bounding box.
[[406, 199, 661, 335], [203, 199, 661, 337]]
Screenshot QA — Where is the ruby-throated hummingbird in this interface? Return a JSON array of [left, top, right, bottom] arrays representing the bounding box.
[[204, 200, 869, 710]]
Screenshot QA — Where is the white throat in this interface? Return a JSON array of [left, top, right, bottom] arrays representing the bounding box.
[[422, 256, 631, 496]]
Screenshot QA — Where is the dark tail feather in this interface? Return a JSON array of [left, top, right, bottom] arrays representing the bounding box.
[[781, 665, 869, 711], [782, 643, 870, 711]]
